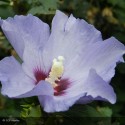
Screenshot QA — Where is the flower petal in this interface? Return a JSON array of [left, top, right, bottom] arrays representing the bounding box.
[[0, 17, 2, 25], [86, 37, 125, 82], [0, 56, 35, 97], [38, 92, 85, 112], [42, 10, 102, 67], [63, 37, 125, 83], [38, 78, 86, 112], [0, 14, 50, 59], [22, 40, 49, 81], [52, 10, 68, 32], [16, 81, 54, 98], [78, 69, 116, 104]]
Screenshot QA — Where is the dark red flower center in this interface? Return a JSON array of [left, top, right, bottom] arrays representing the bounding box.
[[34, 69, 47, 84], [54, 79, 70, 96], [34, 69, 70, 96]]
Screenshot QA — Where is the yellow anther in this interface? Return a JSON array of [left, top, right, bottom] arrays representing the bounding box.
[[45, 56, 64, 88]]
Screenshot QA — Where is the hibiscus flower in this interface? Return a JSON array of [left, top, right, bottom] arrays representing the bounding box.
[[0, 10, 125, 112]]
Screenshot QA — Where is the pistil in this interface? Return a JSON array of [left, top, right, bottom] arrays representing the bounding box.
[[45, 56, 64, 88]]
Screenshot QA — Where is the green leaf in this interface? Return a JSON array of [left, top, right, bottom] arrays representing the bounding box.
[[53, 105, 112, 125], [114, 9, 125, 23], [108, 0, 119, 6], [28, 105, 42, 117], [20, 104, 42, 125], [0, 96, 21, 117], [0, 6, 15, 19], [97, 107, 112, 117], [63, 105, 101, 117], [20, 104, 42, 118], [20, 104, 32, 108], [0, 1, 9, 5], [108, 0, 125, 9], [28, 0, 58, 15]]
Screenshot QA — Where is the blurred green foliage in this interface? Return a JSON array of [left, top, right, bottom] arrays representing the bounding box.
[[0, 0, 125, 125]]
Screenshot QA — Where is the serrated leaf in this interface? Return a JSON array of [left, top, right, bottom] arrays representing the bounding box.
[[28, 105, 42, 117], [20, 104, 42, 118], [21, 104, 32, 108]]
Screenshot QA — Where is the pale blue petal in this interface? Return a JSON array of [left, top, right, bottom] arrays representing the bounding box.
[[16, 81, 53, 98], [22, 40, 49, 81], [77, 69, 116, 104], [42, 10, 102, 68], [51, 10, 68, 32], [0, 17, 2, 25], [0, 56, 35, 97], [38, 93, 85, 112], [63, 37, 125, 83], [38, 77, 86, 112], [0, 14, 50, 59]]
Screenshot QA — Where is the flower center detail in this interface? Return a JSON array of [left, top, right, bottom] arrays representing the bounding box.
[[45, 56, 65, 88]]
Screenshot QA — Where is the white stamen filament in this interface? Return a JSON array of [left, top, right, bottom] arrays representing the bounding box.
[[45, 56, 65, 88]]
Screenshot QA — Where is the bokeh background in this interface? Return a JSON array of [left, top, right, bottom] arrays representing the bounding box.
[[0, 0, 125, 125]]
